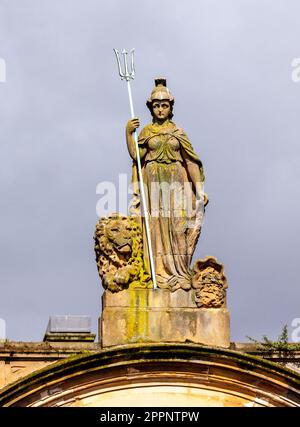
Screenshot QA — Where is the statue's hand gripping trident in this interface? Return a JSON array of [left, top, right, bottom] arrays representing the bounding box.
[[113, 48, 157, 290]]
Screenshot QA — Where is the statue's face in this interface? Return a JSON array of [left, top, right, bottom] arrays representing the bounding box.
[[152, 100, 171, 121]]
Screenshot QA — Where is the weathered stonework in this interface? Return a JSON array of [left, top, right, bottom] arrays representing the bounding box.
[[43, 332, 96, 342], [94, 214, 150, 292], [100, 289, 230, 348], [192, 256, 228, 308], [0, 341, 99, 389], [1, 343, 300, 407]]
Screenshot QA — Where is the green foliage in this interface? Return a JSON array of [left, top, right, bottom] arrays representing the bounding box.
[[247, 324, 300, 358]]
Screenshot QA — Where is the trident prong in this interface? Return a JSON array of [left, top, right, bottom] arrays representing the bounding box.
[[113, 48, 135, 82], [113, 48, 157, 290]]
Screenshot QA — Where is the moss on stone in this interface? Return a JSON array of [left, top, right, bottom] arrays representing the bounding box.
[[1, 343, 300, 406]]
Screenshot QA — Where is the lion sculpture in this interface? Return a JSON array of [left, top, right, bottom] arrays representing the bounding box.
[[94, 214, 150, 292]]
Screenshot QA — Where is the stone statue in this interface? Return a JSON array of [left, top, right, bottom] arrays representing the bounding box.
[[94, 214, 150, 292], [97, 71, 230, 347], [94, 76, 227, 309], [126, 78, 206, 291]]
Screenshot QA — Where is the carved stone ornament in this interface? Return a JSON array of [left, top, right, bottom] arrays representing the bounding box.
[[192, 256, 228, 308], [94, 213, 150, 292]]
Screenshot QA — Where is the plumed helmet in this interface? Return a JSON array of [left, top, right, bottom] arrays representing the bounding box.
[[147, 77, 174, 103]]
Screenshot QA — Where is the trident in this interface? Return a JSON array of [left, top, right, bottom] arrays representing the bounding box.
[[113, 48, 157, 290]]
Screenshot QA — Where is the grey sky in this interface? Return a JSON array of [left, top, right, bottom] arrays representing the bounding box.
[[0, 0, 299, 342]]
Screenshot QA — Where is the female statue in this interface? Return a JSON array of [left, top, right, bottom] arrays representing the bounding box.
[[126, 78, 206, 291]]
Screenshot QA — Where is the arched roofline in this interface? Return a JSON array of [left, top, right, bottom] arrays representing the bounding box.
[[1, 343, 300, 407]]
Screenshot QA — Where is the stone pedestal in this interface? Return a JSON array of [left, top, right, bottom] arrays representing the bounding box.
[[100, 289, 230, 348]]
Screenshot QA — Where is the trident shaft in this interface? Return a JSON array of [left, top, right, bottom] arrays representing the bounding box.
[[113, 48, 157, 290]]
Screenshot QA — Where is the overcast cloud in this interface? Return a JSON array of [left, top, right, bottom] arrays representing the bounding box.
[[0, 0, 299, 342]]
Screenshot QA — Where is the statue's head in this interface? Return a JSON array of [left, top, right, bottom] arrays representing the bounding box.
[[146, 78, 174, 120]]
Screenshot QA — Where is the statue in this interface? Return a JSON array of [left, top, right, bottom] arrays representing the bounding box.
[[94, 213, 150, 292], [97, 50, 230, 348], [126, 78, 207, 291], [94, 49, 227, 301]]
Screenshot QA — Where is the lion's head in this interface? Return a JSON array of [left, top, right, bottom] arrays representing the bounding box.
[[94, 214, 148, 292]]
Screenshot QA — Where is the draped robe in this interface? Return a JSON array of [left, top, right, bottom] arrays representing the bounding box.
[[130, 121, 205, 291]]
